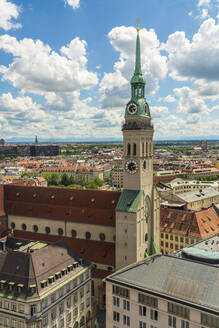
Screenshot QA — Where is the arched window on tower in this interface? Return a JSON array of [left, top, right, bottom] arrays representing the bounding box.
[[135, 88, 138, 97], [149, 142, 152, 156], [142, 143, 144, 156], [127, 143, 131, 156], [133, 143, 137, 156]]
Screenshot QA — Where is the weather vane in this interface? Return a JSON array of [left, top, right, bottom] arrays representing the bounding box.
[[136, 18, 140, 32]]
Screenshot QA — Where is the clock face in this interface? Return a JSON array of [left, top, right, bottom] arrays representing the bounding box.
[[142, 158, 147, 170], [125, 160, 138, 174], [127, 103, 137, 115]]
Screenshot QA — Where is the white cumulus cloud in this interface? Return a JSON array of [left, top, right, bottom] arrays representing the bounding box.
[[99, 26, 167, 110], [0, 35, 98, 95], [64, 0, 80, 10], [0, 0, 21, 31]]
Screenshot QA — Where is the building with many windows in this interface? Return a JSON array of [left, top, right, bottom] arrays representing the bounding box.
[[0, 235, 92, 328], [106, 233, 219, 328], [160, 206, 219, 254]]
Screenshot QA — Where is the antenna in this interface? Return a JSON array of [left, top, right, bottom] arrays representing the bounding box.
[[136, 18, 140, 32]]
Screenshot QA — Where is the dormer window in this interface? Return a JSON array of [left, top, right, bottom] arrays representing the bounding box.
[[73, 262, 79, 269], [61, 268, 67, 276], [55, 272, 61, 280], [0, 280, 6, 290], [40, 280, 47, 288], [67, 265, 73, 272], [8, 282, 15, 292], [48, 276, 55, 284]]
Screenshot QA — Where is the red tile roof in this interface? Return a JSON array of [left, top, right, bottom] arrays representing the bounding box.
[[11, 230, 115, 266], [160, 207, 219, 238], [4, 185, 121, 226]]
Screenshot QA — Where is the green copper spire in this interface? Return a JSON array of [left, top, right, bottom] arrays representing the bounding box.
[[125, 23, 151, 119], [134, 31, 142, 76], [131, 29, 145, 85]]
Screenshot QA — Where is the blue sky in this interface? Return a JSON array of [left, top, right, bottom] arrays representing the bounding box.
[[0, 0, 219, 141]]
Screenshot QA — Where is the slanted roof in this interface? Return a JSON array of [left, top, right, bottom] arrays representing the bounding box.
[[107, 254, 219, 312], [176, 187, 219, 203], [116, 189, 143, 213], [4, 185, 121, 226]]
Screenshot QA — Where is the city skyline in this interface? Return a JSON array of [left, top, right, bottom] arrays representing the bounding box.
[[0, 0, 219, 141]]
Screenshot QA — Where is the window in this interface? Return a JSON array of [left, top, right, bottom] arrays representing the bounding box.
[[133, 143, 137, 156], [138, 293, 158, 308], [99, 233, 105, 241], [113, 296, 120, 307], [112, 285, 130, 298], [11, 320, 16, 328], [73, 293, 78, 304], [165, 234, 168, 239], [18, 321, 24, 328], [139, 305, 146, 316], [80, 302, 84, 313], [161, 233, 163, 238], [59, 287, 64, 298], [181, 320, 189, 328], [11, 303, 16, 312], [113, 311, 120, 322], [123, 315, 130, 326], [170, 235, 173, 240], [18, 304, 24, 313], [150, 309, 158, 321], [180, 237, 184, 242], [168, 302, 190, 320], [168, 315, 176, 328], [11, 222, 15, 229], [51, 310, 56, 321], [175, 236, 178, 241], [165, 242, 168, 248], [71, 230, 77, 238], [22, 224, 26, 231], [127, 143, 131, 156], [58, 228, 63, 236], [142, 143, 144, 155], [201, 313, 219, 327], [30, 305, 36, 316], [33, 225, 38, 232], [123, 300, 130, 311], [139, 322, 146, 328], [85, 232, 91, 240], [59, 302, 64, 315], [4, 301, 9, 309], [67, 297, 71, 308], [45, 226, 50, 234], [42, 315, 48, 328], [80, 287, 84, 299], [145, 233, 148, 242]]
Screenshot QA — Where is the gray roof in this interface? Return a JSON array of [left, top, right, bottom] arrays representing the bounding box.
[[176, 187, 219, 203], [107, 254, 219, 312]]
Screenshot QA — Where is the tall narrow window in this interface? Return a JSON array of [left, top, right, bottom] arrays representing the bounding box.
[[146, 142, 148, 155], [133, 143, 137, 156], [150, 142, 152, 155], [127, 143, 131, 156], [142, 143, 144, 155]]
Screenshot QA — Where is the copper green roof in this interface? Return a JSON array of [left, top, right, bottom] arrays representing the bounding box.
[[149, 238, 160, 256], [116, 190, 143, 213]]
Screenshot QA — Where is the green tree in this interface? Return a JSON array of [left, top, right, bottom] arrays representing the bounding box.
[[86, 180, 98, 189], [94, 178, 104, 187], [61, 173, 70, 186], [50, 173, 60, 186]]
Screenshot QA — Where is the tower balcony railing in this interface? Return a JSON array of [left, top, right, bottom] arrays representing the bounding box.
[[122, 120, 153, 131]]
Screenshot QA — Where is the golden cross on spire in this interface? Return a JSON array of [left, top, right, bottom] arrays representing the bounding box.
[[136, 18, 140, 32]]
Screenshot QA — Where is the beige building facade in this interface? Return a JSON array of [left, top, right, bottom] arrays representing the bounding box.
[[0, 237, 92, 328]]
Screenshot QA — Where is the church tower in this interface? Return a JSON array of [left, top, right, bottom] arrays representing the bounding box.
[[115, 24, 160, 270]]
